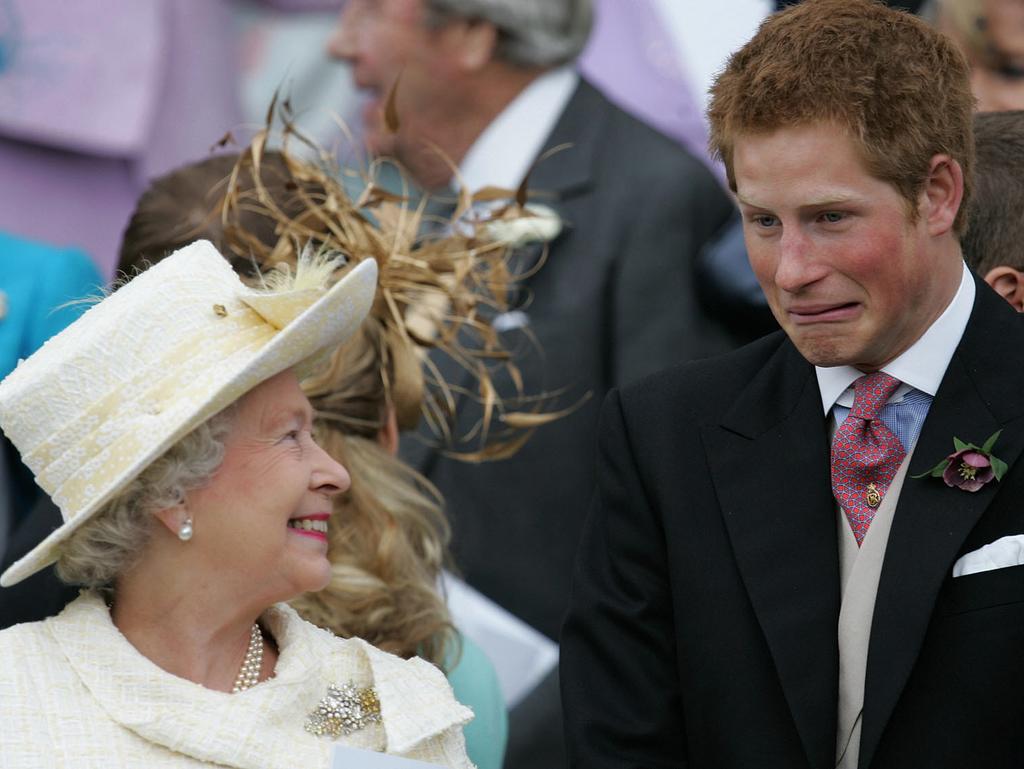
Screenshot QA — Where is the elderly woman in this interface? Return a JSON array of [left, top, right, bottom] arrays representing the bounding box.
[[0, 243, 474, 768], [111, 142, 560, 769]]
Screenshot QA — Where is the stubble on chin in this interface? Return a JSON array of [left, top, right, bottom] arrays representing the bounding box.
[[788, 330, 847, 369]]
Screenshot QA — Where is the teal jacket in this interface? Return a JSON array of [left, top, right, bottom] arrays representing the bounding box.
[[0, 233, 103, 380], [0, 234, 102, 531], [447, 633, 508, 769]]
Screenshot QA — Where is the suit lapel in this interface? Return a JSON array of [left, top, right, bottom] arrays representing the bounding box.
[[515, 78, 603, 284], [859, 280, 1024, 768], [512, 79, 606, 309], [525, 78, 601, 200], [703, 339, 839, 769], [404, 80, 604, 475]]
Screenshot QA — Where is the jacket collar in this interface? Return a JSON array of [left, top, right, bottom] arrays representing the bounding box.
[[458, 66, 579, 194], [51, 592, 470, 768], [524, 77, 605, 201]]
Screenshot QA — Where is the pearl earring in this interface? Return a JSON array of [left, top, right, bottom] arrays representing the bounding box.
[[178, 516, 194, 542]]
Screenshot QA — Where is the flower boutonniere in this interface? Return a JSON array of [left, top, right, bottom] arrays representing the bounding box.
[[912, 430, 1008, 492], [481, 203, 563, 248]]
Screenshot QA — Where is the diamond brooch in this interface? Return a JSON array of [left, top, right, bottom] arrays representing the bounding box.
[[305, 682, 382, 738]]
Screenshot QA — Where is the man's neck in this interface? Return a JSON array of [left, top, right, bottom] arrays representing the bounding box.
[[816, 259, 975, 413], [404, 64, 548, 191]]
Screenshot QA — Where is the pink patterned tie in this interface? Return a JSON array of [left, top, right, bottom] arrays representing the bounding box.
[[831, 372, 906, 546]]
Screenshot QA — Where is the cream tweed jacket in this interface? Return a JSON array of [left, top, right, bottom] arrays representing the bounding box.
[[0, 591, 475, 768]]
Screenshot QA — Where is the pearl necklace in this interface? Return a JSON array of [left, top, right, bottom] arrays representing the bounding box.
[[232, 623, 264, 693]]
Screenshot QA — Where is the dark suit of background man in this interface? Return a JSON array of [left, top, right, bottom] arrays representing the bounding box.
[[563, 1, 1024, 768], [327, 2, 733, 766]]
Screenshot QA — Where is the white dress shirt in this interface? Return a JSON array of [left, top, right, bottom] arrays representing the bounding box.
[[458, 66, 579, 193]]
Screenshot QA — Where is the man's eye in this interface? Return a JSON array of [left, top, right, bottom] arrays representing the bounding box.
[[752, 215, 778, 228], [821, 211, 844, 223]]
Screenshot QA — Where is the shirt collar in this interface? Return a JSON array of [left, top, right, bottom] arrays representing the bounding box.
[[458, 66, 579, 193], [816, 261, 975, 413]]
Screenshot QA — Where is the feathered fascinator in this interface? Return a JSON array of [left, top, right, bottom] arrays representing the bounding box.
[[211, 98, 574, 460]]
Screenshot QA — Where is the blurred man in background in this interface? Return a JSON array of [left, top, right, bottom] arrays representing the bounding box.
[[327, 1, 733, 765]]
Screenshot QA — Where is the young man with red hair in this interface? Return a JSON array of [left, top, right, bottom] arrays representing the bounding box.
[[562, 2, 1024, 767]]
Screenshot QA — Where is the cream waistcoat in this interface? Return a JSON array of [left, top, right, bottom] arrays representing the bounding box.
[[835, 452, 914, 769], [0, 592, 474, 768]]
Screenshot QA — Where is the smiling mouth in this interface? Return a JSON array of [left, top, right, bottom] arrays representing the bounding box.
[[288, 515, 329, 539]]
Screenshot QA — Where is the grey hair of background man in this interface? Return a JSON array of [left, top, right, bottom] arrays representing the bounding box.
[[424, 0, 594, 67], [962, 110, 1024, 275]]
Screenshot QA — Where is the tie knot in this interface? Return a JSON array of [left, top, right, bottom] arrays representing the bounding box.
[[849, 371, 901, 421]]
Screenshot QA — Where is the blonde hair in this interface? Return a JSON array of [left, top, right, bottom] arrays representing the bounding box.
[[291, 319, 456, 665]]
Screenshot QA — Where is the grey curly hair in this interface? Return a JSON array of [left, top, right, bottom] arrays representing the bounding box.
[[55, 405, 237, 589], [425, 0, 593, 67]]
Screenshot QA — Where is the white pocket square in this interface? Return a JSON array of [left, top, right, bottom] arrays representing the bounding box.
[[952, 534, 1024, 577]]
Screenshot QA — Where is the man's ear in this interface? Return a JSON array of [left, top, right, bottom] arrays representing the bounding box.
[[153, 504, 190, 537], [921, 154, 964, 237], [443, 18, 498, 72], [984, 265, 1024, 312]]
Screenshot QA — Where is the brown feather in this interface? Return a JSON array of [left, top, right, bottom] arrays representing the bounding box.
[[210, 98, 576, 460]]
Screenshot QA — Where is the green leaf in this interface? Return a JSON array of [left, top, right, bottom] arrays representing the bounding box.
[[911, 458, 950, 479], [991, 455, 1009, 482], [982, 430, 1003, 454], [953, 437, 969, 452]]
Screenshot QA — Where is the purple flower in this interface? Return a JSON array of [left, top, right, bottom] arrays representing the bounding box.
[[942, 449, 995, 492], [912, 430, 1008, 490]]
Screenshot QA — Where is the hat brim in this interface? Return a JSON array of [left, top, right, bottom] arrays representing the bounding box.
[[0, 258, 378, 587]]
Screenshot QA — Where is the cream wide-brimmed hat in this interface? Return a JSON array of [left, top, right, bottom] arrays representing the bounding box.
[[0, 241, 377, 587]]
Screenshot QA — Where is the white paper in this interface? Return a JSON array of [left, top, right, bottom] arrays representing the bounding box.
[[330, 745, 442, 768], [442, 571, 559, 708]]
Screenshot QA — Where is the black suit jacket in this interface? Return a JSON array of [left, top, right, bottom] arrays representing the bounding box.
[[561, 277, 1024, 769], [407, 78, 733, 641]]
